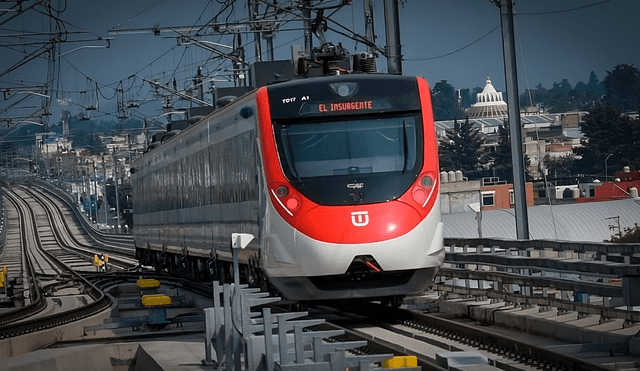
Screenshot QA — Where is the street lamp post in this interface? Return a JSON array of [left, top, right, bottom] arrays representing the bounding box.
[[114, 158, 121, 234], [605, 154, 613, 181], [78, 155, 101, 226], [102, 154, 108, 230]]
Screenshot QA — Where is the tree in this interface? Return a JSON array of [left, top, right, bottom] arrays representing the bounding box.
[[586, 71, 605, 96], [438, 117, 485, 172], [520, 83, 549, 111], [602, 64, 640, 112], [543, 154, 574, 179], [609, 224, 640, 243], [491, 119, 514, 182], [573, 104, 640, 175], [431, 80, 463, 121], [552, 79, 572, 96], [487, 119, 531, 182], [458, 88, 474, 108]]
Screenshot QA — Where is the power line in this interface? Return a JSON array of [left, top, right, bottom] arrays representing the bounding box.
[[518, 0, 613, 15], [404, 25, 500, 61]]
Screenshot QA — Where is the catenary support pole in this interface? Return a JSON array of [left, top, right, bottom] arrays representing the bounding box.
[[383, 0, 402, 75], [498, 0, 529, 239]]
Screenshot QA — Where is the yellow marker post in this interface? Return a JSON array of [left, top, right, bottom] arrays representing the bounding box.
[[93, 255, 104, 271], [0, 266, 6, 293], [141, 294, 172, 307], [383, 356, 418, 369], [136, 279, 161, 288]]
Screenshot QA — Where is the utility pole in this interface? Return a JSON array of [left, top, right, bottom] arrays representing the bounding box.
[[497, 0, 529, 239], [102, 154, 108, 230], [248, 0, 262, 61], [363, 0, 376, 55], [383, 0, 402, 75], [194, 66, 204, 105], [114, 159, 121, 234], [302, 0, 312, 55], [233, 32, 246, 87]]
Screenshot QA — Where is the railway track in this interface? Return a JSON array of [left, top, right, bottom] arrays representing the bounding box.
[[1, 182, 638, 370], [310, 302, 628, 371], [28, 182, 135, 254], [50, 271, 637, 371], [0, 184, 137, 339]]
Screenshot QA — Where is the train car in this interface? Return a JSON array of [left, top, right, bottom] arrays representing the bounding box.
[[131, 73, 444, 302]]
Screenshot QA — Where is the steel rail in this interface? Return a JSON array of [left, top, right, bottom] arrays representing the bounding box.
[[434, 284, 640, 323], [437, 267, 623, 297], [446, 252, 640, 277], [445, 237, 640, 256], [30, 182, 135, 252], [0, 184, 6, 254], [331, 302, 615, 371], [0, 188, 47, 326], [0, 187, 112, 338], [20, 186, 137, 270]]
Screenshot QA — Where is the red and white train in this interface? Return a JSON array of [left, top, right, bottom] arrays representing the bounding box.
[[132, 73, 444, 302]]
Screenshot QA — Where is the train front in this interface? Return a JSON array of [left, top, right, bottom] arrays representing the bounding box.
[[257, 74, 444, 301]]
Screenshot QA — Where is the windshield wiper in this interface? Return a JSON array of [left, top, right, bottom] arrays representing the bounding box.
[[402, 120, 408, 174]]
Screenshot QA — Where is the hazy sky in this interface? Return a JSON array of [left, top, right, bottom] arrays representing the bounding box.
[[2, 0, 638, 124]]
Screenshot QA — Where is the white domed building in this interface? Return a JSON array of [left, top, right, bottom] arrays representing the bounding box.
[[465, 77, 508, 118]]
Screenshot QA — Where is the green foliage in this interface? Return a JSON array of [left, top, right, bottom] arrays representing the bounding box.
[[603, 64, 640, 112], [543, 155, 573, 179], [609, 224, 640, 243], [486, 119, 531, 182], [519, 71, 605, 112], [586, 71, 606, 96], [431, 80, 464, 121], [491, 119, 514, 182], [573, 104, 640, 175], [438, 117, 485, 171]]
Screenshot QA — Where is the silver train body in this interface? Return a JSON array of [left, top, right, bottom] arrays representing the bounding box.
[[132, 74, 444, 301]]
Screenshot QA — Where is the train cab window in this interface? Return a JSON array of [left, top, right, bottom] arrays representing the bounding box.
[[275, 115, 419, 180]]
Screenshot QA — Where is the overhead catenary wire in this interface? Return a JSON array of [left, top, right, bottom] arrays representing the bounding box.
[[404, 25, 500, 61]]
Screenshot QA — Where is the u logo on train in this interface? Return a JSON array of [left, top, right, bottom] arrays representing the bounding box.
[[132, 73, 445, 302]]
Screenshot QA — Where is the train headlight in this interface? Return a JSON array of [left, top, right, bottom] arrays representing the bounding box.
[[421, 175, 434, 188], [271, 184, 303, 215], [276, 185, 289, 197], [412, 173, 436, 207]]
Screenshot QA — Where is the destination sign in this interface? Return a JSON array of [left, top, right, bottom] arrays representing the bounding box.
[[319, 100, 373, 113]]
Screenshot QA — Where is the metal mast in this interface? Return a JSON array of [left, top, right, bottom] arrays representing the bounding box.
[[363, 0, 376, 55], [302, 0, 313, 55], [248, 0, 262, 61], [498, 0, 529, 239], [383, 0, 402, 75]]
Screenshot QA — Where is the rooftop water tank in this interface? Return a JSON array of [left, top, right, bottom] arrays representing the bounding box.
[[440, 171, 448, 184], [455, 170, 463, 182], [448, 171, 456, 183]]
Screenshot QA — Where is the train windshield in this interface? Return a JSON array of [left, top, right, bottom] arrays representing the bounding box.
[[277, 115, 419, 179], [274, 114, 423, 205]]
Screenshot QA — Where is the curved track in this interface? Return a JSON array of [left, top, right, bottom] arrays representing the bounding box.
[[0, 184, 137, 339]]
